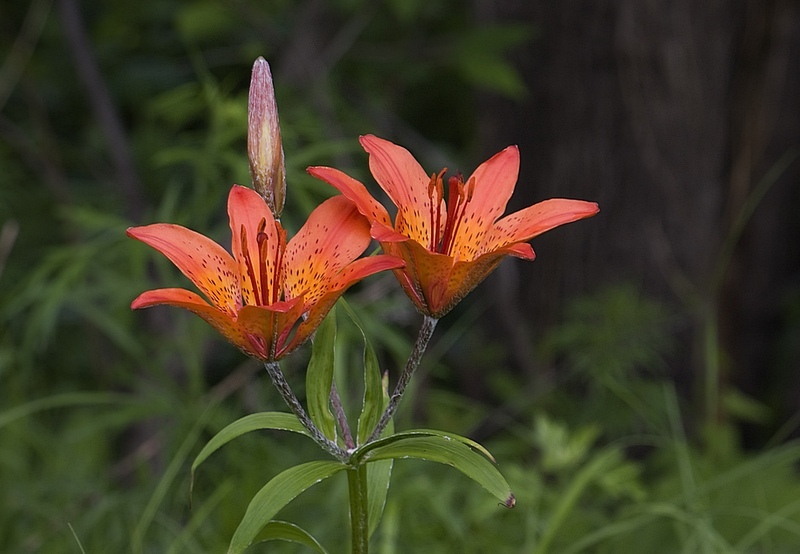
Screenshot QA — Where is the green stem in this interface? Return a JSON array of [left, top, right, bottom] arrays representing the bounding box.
[[347, 464, 369, 554], [264, 361, 347, 461], [367, 315, 438, 443]]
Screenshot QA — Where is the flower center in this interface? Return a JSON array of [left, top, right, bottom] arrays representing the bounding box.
[[427, 170, 475, 256], [240, 218, 287, 306]]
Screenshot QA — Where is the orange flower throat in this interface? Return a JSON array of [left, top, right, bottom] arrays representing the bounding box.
[[427, 170, 475, 255]]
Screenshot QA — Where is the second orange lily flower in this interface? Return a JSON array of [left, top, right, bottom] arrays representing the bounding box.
[[309, 135, 599, 318], [128, 185, 403, 361]]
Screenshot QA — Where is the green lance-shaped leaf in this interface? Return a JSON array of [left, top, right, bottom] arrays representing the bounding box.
[[358, 338, 384, 444], [252, 520, 330, 554], [366, 458, 393, 537], [191, 412, 308, 497], [228, 460, 347, 554], [356, 429, 496, 462], [357, 435, 515, 508], [363, 369, 394, 536], [306, 306, 338, 442], [347, 311, 385, 444]]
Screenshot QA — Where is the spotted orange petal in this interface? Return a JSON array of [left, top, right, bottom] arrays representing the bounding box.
[[283, 195, 372, 306], [238, 296, 306, 360], [379, 239, 455, 317], [228, 184, 281, 306], [127, 224, 240, 315], [384, 241, 525, 317], [131, 288, 258, 357], [306, 165, 393, 229], [329, 254, 405, 291], [449, 145, 520, 262], [481, 199, 599, 255], [360, 134, 439, 246], [308, 160, 425, 244], [283, 254, 403, 355]]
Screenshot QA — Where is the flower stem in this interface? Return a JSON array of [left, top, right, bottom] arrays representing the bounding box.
[[331, 381, 355, 450], [264, 361, 347, 460], [347, 464, 369, 554], [367, 315, 438, 443]]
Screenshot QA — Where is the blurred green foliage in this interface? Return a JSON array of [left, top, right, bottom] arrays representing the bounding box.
[[2, 0, 800, 552]]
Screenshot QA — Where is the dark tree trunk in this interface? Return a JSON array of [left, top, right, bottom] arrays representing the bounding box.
[[472, 0, 800, 436]]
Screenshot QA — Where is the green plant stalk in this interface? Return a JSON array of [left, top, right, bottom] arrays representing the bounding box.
[[264, 361, 347, 460], [367, 315, 437, 443], [331, 380, 355, 449], [347, 464, 369, 554]]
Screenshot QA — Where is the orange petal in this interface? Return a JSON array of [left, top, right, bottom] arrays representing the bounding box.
[[330, 254, 405, 291], [502, 242, 536, 261], [131, 288, 261, 358], [440, 250, 513, 314], [283, 195, 372, 306], [360, 135, 437, 246], [238, 297, 306, 360], [282, 291, 339, 357], [282, 255, 403, 354], [228, 185, 280, 305], [383, 240, 525, 317], [381, 239, 456, 317], [449, 146, 520, 262], [306, 166, 393, 228], [127, 224, 240, 315], [370, 220, 409, 243], [481, 199, 599, 255], [281, 254, 397, 355]]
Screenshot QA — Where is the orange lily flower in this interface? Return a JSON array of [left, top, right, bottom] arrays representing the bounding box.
[[308, 135, 599, 318], [128, 185, 403, 360]]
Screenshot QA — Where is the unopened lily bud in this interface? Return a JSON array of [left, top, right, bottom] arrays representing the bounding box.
[[248, 57, 286, 217]]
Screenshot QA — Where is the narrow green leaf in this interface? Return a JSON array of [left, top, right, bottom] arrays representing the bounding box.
[[191, 412, 307, 494], [252, 520, 330, 554], [306, 306, 338, 442], [361, 436, 514, 508], [358, 337, 384, 444], [339, 302, 386, 444], [366, 459, 393, 537], [355, 429, 496, 463], [228, 460, 347, 554]]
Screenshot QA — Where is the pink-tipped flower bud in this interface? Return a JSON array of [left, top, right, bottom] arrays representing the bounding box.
[[247, 57, 286, 217]]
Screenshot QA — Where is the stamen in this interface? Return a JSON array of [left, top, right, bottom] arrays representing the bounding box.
[[465, 175, 476, 202], [241, 225, 260, 304], [256, 231, 270, 305], [440, 174, 469, 255], [427, 170, 445, 251], [272, 223, 287, 304]]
